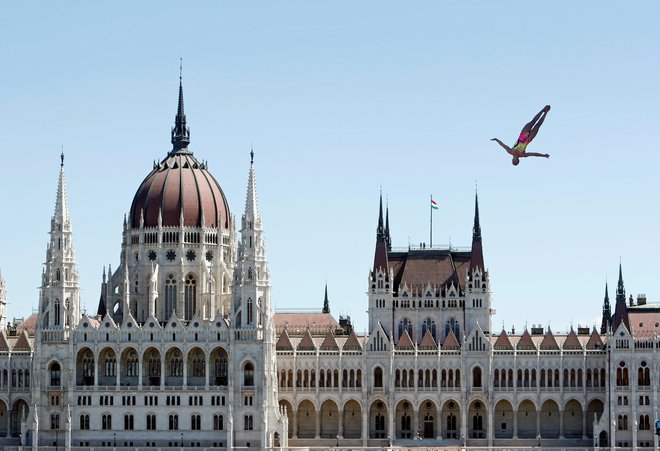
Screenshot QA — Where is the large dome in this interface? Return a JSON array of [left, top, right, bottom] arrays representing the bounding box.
[[128, 80, 231, 230]]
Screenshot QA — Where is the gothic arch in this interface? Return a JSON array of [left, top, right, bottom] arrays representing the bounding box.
[[76, 347, 95, 386], [120, 347, 139, 386], [516, 399, 537, 438], [183, 272, 198, 320], [343, 399, 362, 438], [395, 399, 415, 439], [210, 347, 228, 386], [320, 399, 339, 438], [296, 399, 316, 438], [563, 399, 583, 438], [418, 399, 438, 439], [369, 399, 388, 439], [97, 347, 117, 386], [142, 347, 161, 387], [540, 399, 560, 438], [164, 347, 184, 385], [187, 346, 206, 386], [441, 399, 461, 439], [494, 399, 514, 438]]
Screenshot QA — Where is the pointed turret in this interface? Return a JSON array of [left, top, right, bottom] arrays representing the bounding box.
[[612, 262, 630, 331], [469, 191, 485, 274], [38, 154, 81, 330], [171, 71, 191, 153], [600, 282, 611, 334], [385, 203, 392, 251], [322, 283, 330, 314], [372, 193, 389, 276]]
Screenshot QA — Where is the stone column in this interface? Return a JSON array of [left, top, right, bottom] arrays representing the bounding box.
[[138, 356, 143, 389], [116, 358, 121, 387], [205, 355, 210, 389], [582, 408, 587, 439], [536, 410, 541, 440], [292, 410, 298, 440], [513, 410, 518, 439], [487, 406, 494, 446], [559, 409, 564, 439], [183, 355, 188, 388], [413, 409, 419, 439], [338, 408, 344, 439], [361, 404, 368, 446], [315, 409, 321, 439]]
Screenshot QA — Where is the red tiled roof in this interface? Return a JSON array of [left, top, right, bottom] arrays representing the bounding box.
[[0, 331, 9, 352], [540, 329, 559, 350], [397, 330, 414, 349], [273, 312, 339, 335], [442, 329, 460, 350], [16, 314, 37, 336], [13, 331, 32, 351], [297, 330, 316, 351], [343, 330, 362, 351], [563, 329, 583, 350], [586, 329, 604, 349], [276, 330, 293, 351], [419, 330, 437, 349], [517, 329, 536, 350], [319, 331, 339, 350], [628, 311, 660, 338], [493, 330, 513, 350], [389, 249, 472, 295]]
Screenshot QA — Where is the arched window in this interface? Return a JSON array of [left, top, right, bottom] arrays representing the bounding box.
[[398, 318, 413, 340], [80, 414, 90, 430], [374, 367, 383, 387], [54, 298, 61, 326], [192, 351, 205, 377], [422, 318, 436, 340], [50, 362, 61, 387], [472, 367, 482, 388], [214, 414, 224, 430], [165, 274, 177, 319], [184, 274, 197, 320], [445, 318, 460, 338], [244, 362, 254, 386], [146, 414, 156, 430], [169, 414, 178, 430], [244, 414, 254, 430]]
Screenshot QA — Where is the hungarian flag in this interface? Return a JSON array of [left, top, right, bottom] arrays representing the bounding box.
[[431, 199, 439, 210]]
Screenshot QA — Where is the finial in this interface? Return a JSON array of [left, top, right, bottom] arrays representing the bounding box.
[[60, 146, 64, 167], [179, 57, 183, 82], [250, 145, 254, 164]]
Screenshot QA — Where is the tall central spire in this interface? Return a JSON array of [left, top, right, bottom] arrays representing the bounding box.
[[171, 63, 190, 153]]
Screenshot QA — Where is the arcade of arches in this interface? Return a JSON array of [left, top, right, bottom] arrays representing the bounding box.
[[277, 398, 604, 440]]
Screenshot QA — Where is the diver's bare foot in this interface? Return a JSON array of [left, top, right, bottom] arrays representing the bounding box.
[[543, 105, 551, 112], [544, 154, 550, 158]]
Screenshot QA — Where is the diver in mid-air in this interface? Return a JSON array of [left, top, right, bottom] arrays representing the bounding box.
[[491, 105, 551, 165]]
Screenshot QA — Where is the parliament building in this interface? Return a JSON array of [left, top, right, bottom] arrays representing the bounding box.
[[0, 82, 657, 450]]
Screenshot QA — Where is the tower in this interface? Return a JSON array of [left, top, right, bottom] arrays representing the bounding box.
[[231, 151, 283, 448], [368, 193, 393, 333], [38, 154, 81, 331], [600, 282, 611, 334], [465, 191, 491, 334], [611, 263, 629, 331]]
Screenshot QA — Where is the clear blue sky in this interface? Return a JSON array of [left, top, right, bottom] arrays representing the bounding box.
[[2, 2, 659, 334]]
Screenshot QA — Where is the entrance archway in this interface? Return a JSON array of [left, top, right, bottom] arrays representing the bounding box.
[[494, 399, 514, 438], [441, 399, 460, 439]]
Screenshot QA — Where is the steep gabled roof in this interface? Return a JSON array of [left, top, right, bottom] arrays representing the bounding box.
[[563, 329, 583, 350], [419, 330, 437, 350], [586, 329, 605, 350], [516, 329, 536, 351], [276, 330, 293, 351], [397, 329, 414, 350], [540, 329, 559, 350], [319, 330, 339, 351], [0, 331, 9, 352], [296, 330, 316, 351], [13, 331, 32, 351], [493, 329, 513, 350], [343, 330, 362, 351], [442, 329, 460, 350]]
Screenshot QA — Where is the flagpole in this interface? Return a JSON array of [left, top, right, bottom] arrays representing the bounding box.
[[430, 194, 433, 248]]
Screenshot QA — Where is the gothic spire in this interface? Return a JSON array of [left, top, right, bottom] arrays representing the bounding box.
[[385, 202, 391, 251], [322, 283, 330, 314], [600, 281, 611, 334], [54, 152, 69, 221], [244, 148, 261, 226], [616, 262, 625, 299], [171, 65, 190, 153], [469, 191, 484, 274], [612, 262, 630, 332], [373, 192, 389, 276]]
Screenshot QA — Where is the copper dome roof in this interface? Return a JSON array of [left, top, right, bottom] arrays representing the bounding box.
[[128, 79, 231, 230]]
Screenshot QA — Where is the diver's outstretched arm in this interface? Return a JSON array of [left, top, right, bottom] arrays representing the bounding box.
[[490, 138, 512, 154], [522, 152, 550, 158]]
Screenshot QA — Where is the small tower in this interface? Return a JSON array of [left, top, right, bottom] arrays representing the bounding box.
[[600, 282, 611, 334], [465, 191, 492, 334], [368, 193, 394, 333], [322, 283, 330, 314], [612, 263, 629, 331], [0, 270, 7, 330], [38, 154, 81, 331]]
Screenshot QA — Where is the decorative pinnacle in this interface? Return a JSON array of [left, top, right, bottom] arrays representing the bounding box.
[[250, 145, 254, 164], [171, 62, 190, 153], [60, 147, 64, 167]]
